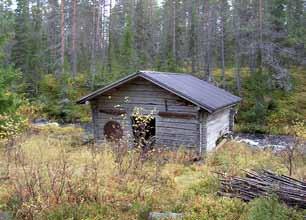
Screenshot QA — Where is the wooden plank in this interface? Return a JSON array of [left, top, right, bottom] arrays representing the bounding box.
[[109, 85, 166, 93], [157, 123, 198, 131], [158, 111, 197, 119], [97, 102, 197, 114], [97, 97, 196, 108], [99, 95, 193, 107], [156, 133, 198, 141], [156, 132, 198, 141], [98, 114, 126, 120], [157, 117, 198, 124], [157, 127, 198, 135], [99, 108, 126, 115], [156, 138, 198, 147]]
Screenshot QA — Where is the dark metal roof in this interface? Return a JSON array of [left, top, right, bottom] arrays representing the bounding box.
[[77, 71, 241, 112]]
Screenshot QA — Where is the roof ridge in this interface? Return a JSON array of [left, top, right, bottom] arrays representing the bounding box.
[[139, 70, 190, 76]]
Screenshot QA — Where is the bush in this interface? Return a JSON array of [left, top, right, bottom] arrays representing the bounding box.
[[0, 64, 32, 140], [246, 196, 304, 220], [0, 66, 23, 114], [38, 74, 90, 123], [0, 113, 28, 139], [206, 141, 287, 175], [0, 99, 42, 140], [185, 195, 246, 220], [188, 175, 220, 197]]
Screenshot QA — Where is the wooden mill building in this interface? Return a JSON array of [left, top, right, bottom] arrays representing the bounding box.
[[77, 71, 241, 153]]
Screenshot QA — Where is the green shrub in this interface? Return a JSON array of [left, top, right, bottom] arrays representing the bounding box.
[[188, 175, 220, 196], [246, 196, 304, 220], [38, 74, 90, 122], [131, 201, 153, 220], [0, 61, 31, 139], [185, 195, 246, 220], [0, 66, 23, 114]]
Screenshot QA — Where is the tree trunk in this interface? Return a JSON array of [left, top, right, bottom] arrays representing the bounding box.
[[220, 0, 226, 87], [60, 0, 65, 75], [172, 0, 176, 64], [90, 0, 97, 89], [258, 0, 263, 70], [71, 0, 77, 77], [101, 1, 106, 69], [48, 0, 60, 74], [107, 0, 112, 73], [234, 0, 242, 95], [203, 2, 214, 82]]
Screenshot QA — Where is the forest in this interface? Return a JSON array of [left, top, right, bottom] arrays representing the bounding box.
[[1, 0, 306, 128], [0, 0, 306, 219]]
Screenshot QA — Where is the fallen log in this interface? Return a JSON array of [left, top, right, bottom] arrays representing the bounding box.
[[218, 169, 306, 209]]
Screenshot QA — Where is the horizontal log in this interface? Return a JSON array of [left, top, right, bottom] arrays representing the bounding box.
[[157, 127, 198, 135], [158, 111, 197, 119], [157, 117, 199, 124], [157, 123, 198, 131], [97, 102, 198, 114], [99, 108, 126, 115]]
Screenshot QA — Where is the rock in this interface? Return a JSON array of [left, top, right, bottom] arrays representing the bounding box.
[[33, 118, 48, 124], [48, 122, 60, 127], [0, 212, 11, 220], [59, 98, 70, 105], [32, 120, 59, 127], [237, 138, 259, 147], [265, 144, 286, 151], [148, 212, 183, 220]]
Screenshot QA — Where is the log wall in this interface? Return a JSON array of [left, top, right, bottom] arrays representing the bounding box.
[[91, 77, 200, 148], [90, 76, 233, 152]]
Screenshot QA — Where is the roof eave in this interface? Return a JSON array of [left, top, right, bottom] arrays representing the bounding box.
[[209, 99, 241, 113], [76, 71, 141, 104]]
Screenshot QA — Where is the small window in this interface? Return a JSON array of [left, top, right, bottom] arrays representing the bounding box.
[[131, 116, 156, 145]]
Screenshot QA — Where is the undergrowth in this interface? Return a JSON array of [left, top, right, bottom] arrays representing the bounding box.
[[0, 125, 305, 219]]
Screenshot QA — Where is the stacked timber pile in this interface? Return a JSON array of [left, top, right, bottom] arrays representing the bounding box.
[[218, 170, 306, 209]]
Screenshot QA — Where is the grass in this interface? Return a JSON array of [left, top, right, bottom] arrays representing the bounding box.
[[0, 125, 305, 219]]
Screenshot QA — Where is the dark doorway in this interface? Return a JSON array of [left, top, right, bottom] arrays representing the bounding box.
[[131, 116, 156, 147]]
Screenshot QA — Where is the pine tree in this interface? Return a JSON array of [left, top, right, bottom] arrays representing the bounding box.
[[134, 0, 149, 69], [120, 15, 134, 71], [12, 0, 30, 73], [189, 1, 198, 73]]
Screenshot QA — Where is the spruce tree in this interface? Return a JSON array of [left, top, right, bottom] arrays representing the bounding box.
[[120, 15, 134, 72], [11, 0, 30, 73]]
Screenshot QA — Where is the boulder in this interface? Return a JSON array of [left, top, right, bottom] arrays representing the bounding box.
[[0, 212, 11, 220]]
